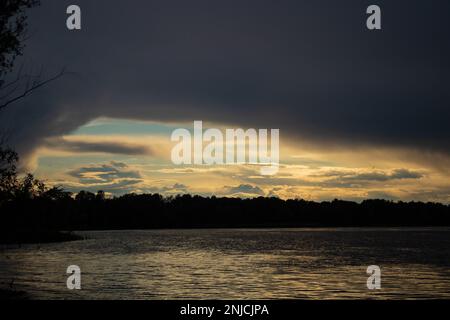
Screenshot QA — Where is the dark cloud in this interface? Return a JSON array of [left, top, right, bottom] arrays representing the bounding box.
[[366, 191, 399, 201], [67, 179, 142, 194], [388, 169, 423, 180], [223, 184, 265, 196], [406, 188, 450, 203], [240, 168, 423, 189], [110, 161, 128, 168], [170, 183, 187, 191], [318, 168, 423, 182], [66, 162, 143, 193], [318, 169, 423, 188], [143, 183, 189, 194], [45, 137, 153, 155], [1, 0, 450, 164]]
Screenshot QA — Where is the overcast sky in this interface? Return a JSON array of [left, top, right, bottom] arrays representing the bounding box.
[[1, 0, 449, 202]]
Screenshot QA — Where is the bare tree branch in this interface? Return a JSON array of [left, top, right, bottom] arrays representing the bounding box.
[[0, 67, 67, 111]]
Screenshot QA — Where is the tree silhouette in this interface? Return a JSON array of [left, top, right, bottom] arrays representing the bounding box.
[[0, 0, 39, 76], [0, 0, 66, 111], [0, 147, 18, 202], [75, 190, 96, 202]]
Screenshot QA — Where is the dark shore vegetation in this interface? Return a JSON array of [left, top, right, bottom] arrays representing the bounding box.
[[3, 192, 450, 233], [2, 148, 450, 244], [0, 288, 28, 300], [0, 230, 84, 245]]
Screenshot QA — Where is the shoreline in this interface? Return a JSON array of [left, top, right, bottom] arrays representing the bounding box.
[[2, 226, 449, 245], [0, 230, 85, 245]]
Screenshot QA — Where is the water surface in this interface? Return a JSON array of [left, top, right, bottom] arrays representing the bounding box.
[[1, 228, 449, 299]]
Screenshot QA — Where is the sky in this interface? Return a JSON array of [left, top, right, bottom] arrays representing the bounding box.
[[1, 0, 450, 202]]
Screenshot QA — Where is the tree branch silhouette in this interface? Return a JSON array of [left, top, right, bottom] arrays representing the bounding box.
[[0, 67, 67, 111]]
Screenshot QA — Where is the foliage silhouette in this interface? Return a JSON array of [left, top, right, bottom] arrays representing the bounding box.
[[0, 0, 66, 111], [0, 0, 39, 76], [1, 147, 450, 243]]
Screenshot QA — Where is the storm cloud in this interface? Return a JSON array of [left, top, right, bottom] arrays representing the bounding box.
[[45, 137, 153, 155], [1, 0, 450, 164]]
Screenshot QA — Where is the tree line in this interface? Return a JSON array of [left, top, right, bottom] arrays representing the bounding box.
[[1, 149, 449, 232]]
